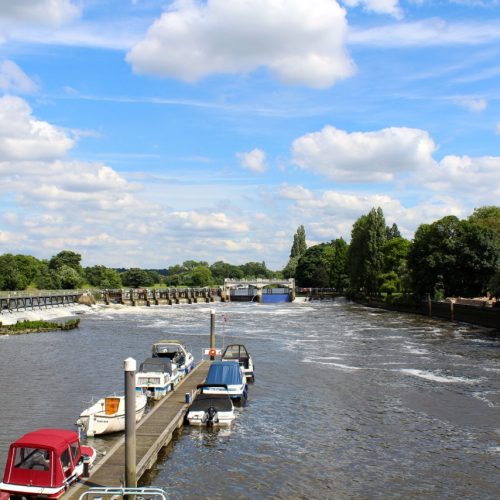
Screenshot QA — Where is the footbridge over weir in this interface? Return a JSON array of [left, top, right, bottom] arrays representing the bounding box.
[[223, 278, 295, 303]]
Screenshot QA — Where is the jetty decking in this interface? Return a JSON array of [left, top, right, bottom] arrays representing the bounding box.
[[67, 361, 210, 499]]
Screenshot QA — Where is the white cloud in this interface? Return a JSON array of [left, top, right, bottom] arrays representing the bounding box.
[[0, 0, 80, 27], [126, 0, 355, 88], [237, 148, 267, 173], [0, 96, 74, 161], [349, 18, 500, 47], [421, 155, 500, 202], [291, 125, 436, 182], [169, 211, 249, 233], [454, 97, 487, 112], [0, 60, 38, 94], [496, 124, 500, 135], [343, 0, 403, 19]]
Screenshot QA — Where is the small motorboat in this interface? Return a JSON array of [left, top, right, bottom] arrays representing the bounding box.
[[152, 339, 195, 377], [0, 428, 96, 499], [221, 344, 255, 381], [202, 361, 248, 400], [76, 393, 147, 437], [136, 358, 179, 400], [186, 384, 235, 426]]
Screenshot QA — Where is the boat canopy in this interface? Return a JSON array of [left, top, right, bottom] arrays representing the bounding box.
[[2, 429, 82, 488], [139, 358, 174, 374], [189, 393, 233, 413], [205, 361, 243, 386], [221, 344, 250, 361]]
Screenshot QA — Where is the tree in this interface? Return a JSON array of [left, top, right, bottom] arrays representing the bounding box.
[[85, 265, 122, 288], [347, 207, 387, 295], [386, 222, 401, 240], [468, 206, 500, 247], [408, 216, 498, 298], [58, 265, 84, 289], [239, 261, 271, 279], [189, 266, 213, 287], [329, 238, 349, 292], [0, 254, 29, 290], [34, 261, 61, 290], [295, 244, 333, 287], [49, 250, 83, 273], [284, 225, 307, 278], [121, 268, 155, 288], [210, 261, 243, 284]]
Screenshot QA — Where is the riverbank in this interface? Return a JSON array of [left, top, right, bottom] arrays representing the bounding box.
[[0, 303, 94, 326]]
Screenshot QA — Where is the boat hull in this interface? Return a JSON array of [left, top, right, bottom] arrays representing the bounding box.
[[77, 396, 147, 437]]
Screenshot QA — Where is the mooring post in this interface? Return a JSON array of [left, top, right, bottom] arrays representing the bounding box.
[[210, 309, 216, 359], [124, 357, 137, 490], [427, 294, 432, 317]]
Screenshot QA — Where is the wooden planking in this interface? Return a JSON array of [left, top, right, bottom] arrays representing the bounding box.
[[67, 361, 210, 499]]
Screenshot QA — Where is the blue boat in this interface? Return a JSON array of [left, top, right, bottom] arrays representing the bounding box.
[[203, 361, 248, 400]]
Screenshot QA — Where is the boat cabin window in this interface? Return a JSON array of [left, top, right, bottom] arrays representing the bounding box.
[[14, 447, 50, 471], [60, 449, 71, 471], [70, 442, 79, 462]]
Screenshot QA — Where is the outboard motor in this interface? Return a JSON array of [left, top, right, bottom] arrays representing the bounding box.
[[202, 406, 218, 426]]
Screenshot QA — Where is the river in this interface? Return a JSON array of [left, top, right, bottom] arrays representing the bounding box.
[[0, 300, 499, 498]]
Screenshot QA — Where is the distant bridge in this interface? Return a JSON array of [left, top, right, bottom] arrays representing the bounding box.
[[223, 278, 295, 303], [0, 290, 87, 315]]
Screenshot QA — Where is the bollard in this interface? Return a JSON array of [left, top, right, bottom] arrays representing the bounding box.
[[124, 357, 137, 489], [210, 309, 215, 360], [185, 392, 191, 404], [83, 455, 90, 478]]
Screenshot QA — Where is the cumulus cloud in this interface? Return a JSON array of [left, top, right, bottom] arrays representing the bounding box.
[[126, 0, 355, 88], [342, 0, 403, 19], [421, 155, 500, 203], [169, 211, 249, 233], [454, 97, 487, 112], [496, 123, 500, 135], [291, 125, 436, 182], [0, 60, 38, 94], [0, 96, 74, 161], [237, 148, 267, 173], [0, 0, 80, 27]]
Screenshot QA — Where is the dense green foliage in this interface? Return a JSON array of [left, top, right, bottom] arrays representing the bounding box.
[[283, 225, 308, 278], [0, 319, 80, 334]]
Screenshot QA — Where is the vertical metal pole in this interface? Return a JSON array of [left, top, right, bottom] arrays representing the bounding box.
[[124, 357, 137, 489], [210, 309, 215, 360], [428, 294, 432, 317]]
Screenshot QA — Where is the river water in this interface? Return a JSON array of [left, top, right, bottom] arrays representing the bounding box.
[[0, 300, 499, 498]]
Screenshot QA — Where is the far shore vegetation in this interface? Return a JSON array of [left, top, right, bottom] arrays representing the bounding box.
[[0, 206, 499, 302]]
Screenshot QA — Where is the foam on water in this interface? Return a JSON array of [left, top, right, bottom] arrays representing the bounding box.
[[398, 369, 482, 384]]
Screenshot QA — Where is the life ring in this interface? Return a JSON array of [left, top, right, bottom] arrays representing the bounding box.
[[209, 348, 216, 357]]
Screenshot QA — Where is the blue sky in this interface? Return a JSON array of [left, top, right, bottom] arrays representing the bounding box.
[[0, 0, 499, 269]]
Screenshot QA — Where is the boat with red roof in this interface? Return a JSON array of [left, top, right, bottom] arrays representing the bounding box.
[[0, 428, 96, 499]]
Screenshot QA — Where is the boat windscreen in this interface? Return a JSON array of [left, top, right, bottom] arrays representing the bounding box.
[[139, 358, 173, 374], [222, 345, 249, 360]]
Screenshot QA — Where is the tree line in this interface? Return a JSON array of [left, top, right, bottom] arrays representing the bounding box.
[[0, 250, 279, 291], [286, 206, 500, 299], [1, 205, 498, 299]]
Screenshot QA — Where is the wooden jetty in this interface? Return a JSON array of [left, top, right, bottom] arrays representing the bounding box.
[[67, 361, 210, 499]]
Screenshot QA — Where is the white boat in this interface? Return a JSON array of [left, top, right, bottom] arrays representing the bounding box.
[[136, 358, 179, 400], [152, 339, 195, 377], [221, 344, 255, 381], [186, 385, 235, 426], [76, 394, 147, 437]]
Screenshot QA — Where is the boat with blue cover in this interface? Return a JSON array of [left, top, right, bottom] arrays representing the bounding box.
[[202, 361, 247, 400]]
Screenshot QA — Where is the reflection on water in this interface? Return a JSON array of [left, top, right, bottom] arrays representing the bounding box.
[[0, 300, 499, 498]]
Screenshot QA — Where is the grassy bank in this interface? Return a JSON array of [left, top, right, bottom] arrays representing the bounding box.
[[0, 318, 80, 335]]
